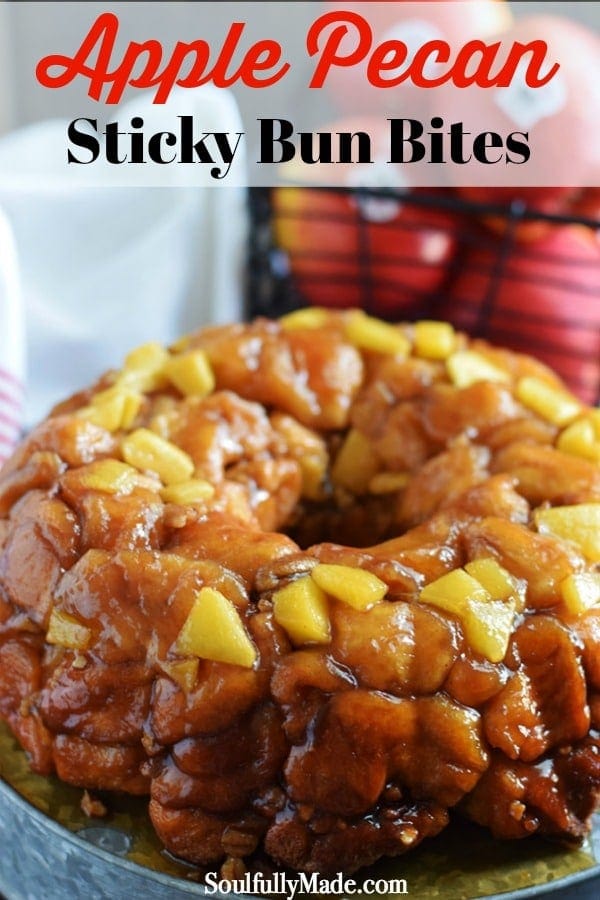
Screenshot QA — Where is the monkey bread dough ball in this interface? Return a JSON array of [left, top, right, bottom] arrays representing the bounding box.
[[0, 309, 599, 874]]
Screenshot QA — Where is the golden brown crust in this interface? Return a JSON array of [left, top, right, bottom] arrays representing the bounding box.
[[0, 311, 599, 874]]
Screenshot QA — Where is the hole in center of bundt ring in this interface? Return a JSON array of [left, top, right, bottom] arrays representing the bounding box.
[[285, 493, 398, 550], [282, 443, 400, 551]]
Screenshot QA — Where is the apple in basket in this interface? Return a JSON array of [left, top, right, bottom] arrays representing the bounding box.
[[319, 0, 512, 115], [572, 189, 600, 228], [440, 224, 600, 404], [271, 119, 457, 317], [451, 16, 600, 233]]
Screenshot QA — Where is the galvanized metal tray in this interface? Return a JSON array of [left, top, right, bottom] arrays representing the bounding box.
[[0, 722, 599, 900]]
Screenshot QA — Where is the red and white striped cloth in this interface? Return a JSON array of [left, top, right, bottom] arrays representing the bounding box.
[[0, 369, 23, 464], [0, 209, 24, 468]]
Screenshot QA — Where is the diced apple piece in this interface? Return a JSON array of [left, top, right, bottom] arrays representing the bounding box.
[[174, 587, 257, 668], [465, 596, 517, 664], [560, 572, 600, 616], [414, 320, 456, 360], [421, 568, 490, 610], [420, 568, 515, 663], [124, 341, 168, 372], [344, 310, 411, 356], [158, 658, 199, 692], [169, 333, 192, 353], [74, 459, 150, 495], [90, 385, 142, 415], [535, 504, 600, 562], [516, 376, 581, 426], [298, 455, 328, 501], [119, 341, 170, 392], [78, 397, 122, 432], [160, 479, 215, 504], [272, 576, 331, 645], [122, 428, 194, 485], [331, 428, 380, 494], [47, 609, 91, 650], [465, 558, 517, 601], [446, 350, 509, 388], [557, 416, 600, 463], [311, 563, 388, 610], [466, 556, 525, 613], [118, 390, 143, 429], [79, 387, 142, 432], [368, 472, 409, 494], [588, 410, 600, 432], [280, 307, 330, 331], [114, 400, 137, 432], [165, 349, 215, 398]]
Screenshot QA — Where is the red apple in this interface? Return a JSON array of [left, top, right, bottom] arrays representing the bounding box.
[[273, 185, 458, 316], [320, 0, 512, 116], [449, 16, 600, 228], [458, 186, 579, 242], [441, 225, 600, 403], [572, 189, 600, 225], [271, 119, 458, 317]]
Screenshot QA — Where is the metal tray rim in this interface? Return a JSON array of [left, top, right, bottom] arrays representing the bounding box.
[[1, 774, 598, 900], [0, 776, 218, 899]]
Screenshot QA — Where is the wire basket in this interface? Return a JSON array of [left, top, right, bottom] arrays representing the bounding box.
[[247, 186, 600, 405]]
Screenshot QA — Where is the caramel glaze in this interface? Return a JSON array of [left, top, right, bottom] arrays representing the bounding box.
[[0, 314, 599, 874]]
